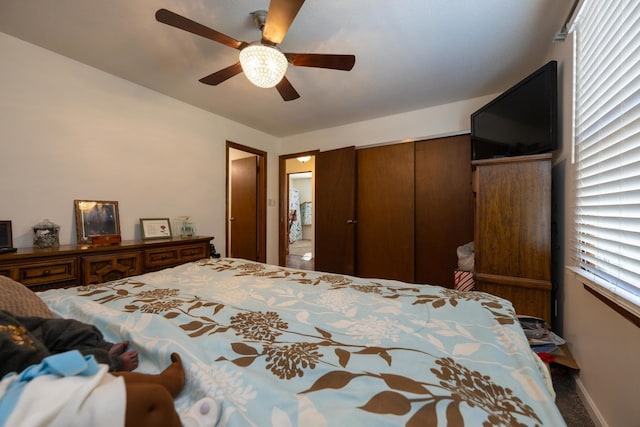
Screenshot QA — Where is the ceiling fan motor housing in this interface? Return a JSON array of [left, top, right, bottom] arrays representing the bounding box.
[[251, 10, 268, 32]]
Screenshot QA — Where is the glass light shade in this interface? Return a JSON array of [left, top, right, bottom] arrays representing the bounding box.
[[239, 43, 288, 88], [297, 156, 311, 163]]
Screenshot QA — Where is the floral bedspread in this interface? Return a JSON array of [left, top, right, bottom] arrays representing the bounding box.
[[38, 258, 564, 426]]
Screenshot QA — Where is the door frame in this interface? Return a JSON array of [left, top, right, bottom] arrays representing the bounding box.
[[279, 150, 318, 266], [226, 141, 267, 263]]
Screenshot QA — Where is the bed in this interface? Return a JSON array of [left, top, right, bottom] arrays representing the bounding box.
[[35, 257, 565, 426]]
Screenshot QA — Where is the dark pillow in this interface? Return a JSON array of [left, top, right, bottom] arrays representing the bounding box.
[[0, 275, 55, 318]]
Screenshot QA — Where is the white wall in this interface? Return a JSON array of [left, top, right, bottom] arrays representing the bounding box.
[[0, 33, 281, 261], [279, 95, 497, 153], [292, 177, 312, 204], [547, 33, 640, 427]]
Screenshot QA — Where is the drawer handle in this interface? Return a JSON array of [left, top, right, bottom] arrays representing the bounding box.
[[42, 269, 51, 276]]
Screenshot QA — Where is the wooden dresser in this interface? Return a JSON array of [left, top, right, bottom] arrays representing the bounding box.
[[473, 154, 552, 322], [0, 236, 212, 291]]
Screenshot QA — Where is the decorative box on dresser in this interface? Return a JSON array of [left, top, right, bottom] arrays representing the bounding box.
[[0, 236, 212, 291], [472, 153, 552, 322]]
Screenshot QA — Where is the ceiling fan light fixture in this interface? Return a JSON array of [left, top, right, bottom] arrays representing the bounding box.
[[239, 43, 288, 88]]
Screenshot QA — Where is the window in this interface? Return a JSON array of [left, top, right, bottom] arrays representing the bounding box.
[[574, 0, 640, 319]]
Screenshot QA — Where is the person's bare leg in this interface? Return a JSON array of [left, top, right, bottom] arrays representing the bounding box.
[[114, 353, 184, 398], [123, 382, 182, 427]]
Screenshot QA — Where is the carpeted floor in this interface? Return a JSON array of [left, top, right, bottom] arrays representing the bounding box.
[[551, 365, 595, 426]]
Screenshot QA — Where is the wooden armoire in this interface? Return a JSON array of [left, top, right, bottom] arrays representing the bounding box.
[[472, 153, 552, 321]]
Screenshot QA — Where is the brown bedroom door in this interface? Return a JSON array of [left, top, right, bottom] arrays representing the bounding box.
[[315, 146, 357, 275], [230, 156, 258, 260]]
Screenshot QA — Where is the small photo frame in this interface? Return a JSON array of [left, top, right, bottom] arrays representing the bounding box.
[[75, 200, 121, 243], [0, 220, 14, 249], [140, 218, 172, 240]]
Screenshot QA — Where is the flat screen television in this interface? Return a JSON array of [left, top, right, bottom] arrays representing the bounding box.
[[471, 60, 558, 160]]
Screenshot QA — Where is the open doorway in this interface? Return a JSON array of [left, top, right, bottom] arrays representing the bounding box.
[[288, 171, 313, 268], [227, 141, 266, 262], [279, 153, 316, 270]]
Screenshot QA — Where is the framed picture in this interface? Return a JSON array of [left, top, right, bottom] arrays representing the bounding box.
[[74, 200, 121, 243], [0, 220, 13, 249], [140, 218, 172, 240]]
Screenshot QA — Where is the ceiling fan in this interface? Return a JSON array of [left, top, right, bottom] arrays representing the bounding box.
[[155, 0, 356, 101]]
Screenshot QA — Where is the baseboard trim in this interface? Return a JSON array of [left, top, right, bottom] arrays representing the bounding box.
[[574, 375, 607, 427]]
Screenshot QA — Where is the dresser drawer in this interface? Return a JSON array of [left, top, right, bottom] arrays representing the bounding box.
[[474, 273, 551, 322], [145, 243, 207, 269], [14, 258, 77, 287], [145, 247, 180, 268], [0, 267, 12, 278], [0, 236, 212, 290], [179, 244, 208, 261], [82, 251, 142, 285]]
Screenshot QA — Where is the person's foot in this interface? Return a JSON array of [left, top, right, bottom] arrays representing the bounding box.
[[119, 350, 139, 371], [109, 340, 130, 356], [160, 353, 185, 398]]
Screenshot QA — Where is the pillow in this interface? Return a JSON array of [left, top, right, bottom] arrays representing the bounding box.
[[0, 275, 55, 318]]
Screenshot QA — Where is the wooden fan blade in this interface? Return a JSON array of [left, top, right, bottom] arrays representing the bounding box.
[[199, 62, 243, 86], [285, 53, 356, 71], [262, 0, 305, 45], [276, 76, 300, 101], [156, 9, 248, 50]]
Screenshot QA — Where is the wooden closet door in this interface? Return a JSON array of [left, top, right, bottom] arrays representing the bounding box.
[[230, 156, 258, 260], [357, 143, 414, 282], [315, 147, 357, 275], [415, 135, 474, 287]]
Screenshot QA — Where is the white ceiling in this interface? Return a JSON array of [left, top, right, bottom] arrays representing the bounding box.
[[0, 0, 572, 137]]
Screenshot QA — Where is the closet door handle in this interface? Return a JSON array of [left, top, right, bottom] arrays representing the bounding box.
[[346, 219, 358, 224], [230, 217, 235, 221]]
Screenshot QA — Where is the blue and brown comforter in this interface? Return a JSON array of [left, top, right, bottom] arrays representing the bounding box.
[[39, 258, 564, 426]]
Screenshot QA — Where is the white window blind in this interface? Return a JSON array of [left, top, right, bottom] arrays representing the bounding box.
[[574, 0, 640, 316]]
